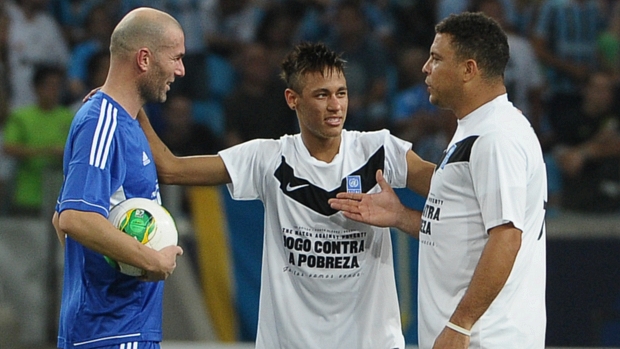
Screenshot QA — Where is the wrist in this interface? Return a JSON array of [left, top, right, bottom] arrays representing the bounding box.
[[396, 207, 419, 235], [446, 321, 472, 336]]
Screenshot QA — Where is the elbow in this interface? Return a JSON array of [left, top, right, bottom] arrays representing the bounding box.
[[153, 156, 180, 185], [57, 210, 83, 237], [57, 210, 74, 234], [158, 172, 176, 185]]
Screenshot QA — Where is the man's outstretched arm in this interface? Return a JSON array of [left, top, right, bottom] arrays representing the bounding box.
[[329, 169, 422, 238], [137, 109, 231, 186]]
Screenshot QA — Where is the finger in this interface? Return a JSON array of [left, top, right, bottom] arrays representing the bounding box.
[[341, 211, 364, 222], [329, 199, 363, 214], [376, 169, 391, 192], [335, 192, 364, 200]]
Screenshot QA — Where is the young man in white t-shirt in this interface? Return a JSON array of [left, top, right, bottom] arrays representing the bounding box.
[[138, 42, 436, 349], [330, 12, 547, 349]]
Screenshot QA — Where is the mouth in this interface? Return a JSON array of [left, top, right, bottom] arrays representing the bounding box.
[[325, 116, 343, 126]]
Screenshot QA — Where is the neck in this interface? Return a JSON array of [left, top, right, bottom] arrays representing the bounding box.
[[100, 82, 143, 118], [454, 83, 506, 119], [301, 133, 341, 163]]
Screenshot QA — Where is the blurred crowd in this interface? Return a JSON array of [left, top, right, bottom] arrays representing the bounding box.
[[2, 0, 620, 217]]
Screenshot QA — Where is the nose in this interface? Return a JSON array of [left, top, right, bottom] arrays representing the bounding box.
[[327, 94, 343, 111], [176, 59, 185, 77], [422, 57, 431, 75]]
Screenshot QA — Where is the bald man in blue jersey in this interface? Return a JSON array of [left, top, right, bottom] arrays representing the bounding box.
[[52, 8, 184, 349]]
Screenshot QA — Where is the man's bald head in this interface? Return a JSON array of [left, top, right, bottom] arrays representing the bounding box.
[[110, 7, 182, 58]]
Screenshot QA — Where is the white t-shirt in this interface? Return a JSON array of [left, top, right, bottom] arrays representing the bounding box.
[[6, 2, 70, 110], [418, 94, 547, 348], [219, 130, 410, 349]]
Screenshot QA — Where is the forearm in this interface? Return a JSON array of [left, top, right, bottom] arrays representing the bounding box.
[[137, 108, 231, 186], [158, 154, 231, 186], [58, 209, 164, 273], [449, 224, 522, 330], [406, 150, 435, 197], [395, 207, 422, 239], [52, 211, 65, 247]]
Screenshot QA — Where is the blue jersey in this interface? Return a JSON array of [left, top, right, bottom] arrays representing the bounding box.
[[55, 91, 163, 349]]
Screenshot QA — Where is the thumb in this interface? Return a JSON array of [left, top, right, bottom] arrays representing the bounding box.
[[376, 169, 391, 192]]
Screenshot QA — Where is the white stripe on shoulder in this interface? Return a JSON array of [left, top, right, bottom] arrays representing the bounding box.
[[99, 106, 118, 169], [89, 98, 118, 169], [89, 98, 107, 166], [93, 101, 114, 168]]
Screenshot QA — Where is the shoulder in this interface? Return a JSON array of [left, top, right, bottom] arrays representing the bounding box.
[[221, 137, 283, 157], [474, 118, 535, 156], [344, 129, 391, 142], [472, 101, 532, 141]]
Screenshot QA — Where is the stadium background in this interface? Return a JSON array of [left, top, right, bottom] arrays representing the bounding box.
[[2, 0, 620, 348]]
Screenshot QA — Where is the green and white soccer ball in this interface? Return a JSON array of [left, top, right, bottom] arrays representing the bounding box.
[[105, 198, 179, 276]]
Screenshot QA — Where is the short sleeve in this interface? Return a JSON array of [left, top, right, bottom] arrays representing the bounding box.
[[383, 132, 412, 189], [469, 132, 527, 232], [57, 118, 123, 217], [219, 139, 279, 200]]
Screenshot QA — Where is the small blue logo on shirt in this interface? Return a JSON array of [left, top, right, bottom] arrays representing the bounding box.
[[346, 175, 362, 193], [439, 144, 457, 170]]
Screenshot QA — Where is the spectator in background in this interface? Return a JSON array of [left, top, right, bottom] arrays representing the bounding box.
[[48, 0, 101, 46], [203, 0, 264, 58], [550, 72, 620, 213], [5, 0, 70, 111], [390, 0, 436, 50], [359, 0, 398, 52], [223, 43, 297, 147], [160, 93, 223, 157], [513, 0, 542, 37], [66, 3, 114, 101], [598, 1, 620, 79], [532, 0, 605, 112], [293, 0, 331, 43], [255, 2, 306, 66], [390, 45, 454, 164], [436, 0, 517, 25], [151, 0, 211, 101], [326, 0, 392, 131], [473, 0, 546, 142], [0, 3, 13, 215], [3, 65, 73, 216], [70, 49, 110, 112]]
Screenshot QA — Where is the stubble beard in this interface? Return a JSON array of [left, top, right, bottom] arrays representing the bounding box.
[[138, 65, 168, 104]]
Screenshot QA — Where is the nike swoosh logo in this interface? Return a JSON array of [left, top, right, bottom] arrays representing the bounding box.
[[286, 183, 309, 192]]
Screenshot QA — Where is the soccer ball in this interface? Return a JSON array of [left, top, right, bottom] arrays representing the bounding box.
[[105, 198, 179, 276]]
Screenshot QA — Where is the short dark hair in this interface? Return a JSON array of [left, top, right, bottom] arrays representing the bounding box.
[[32, 64, 65, 87], [435, 12, 509, 80], [280, 42, 346, 93]]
